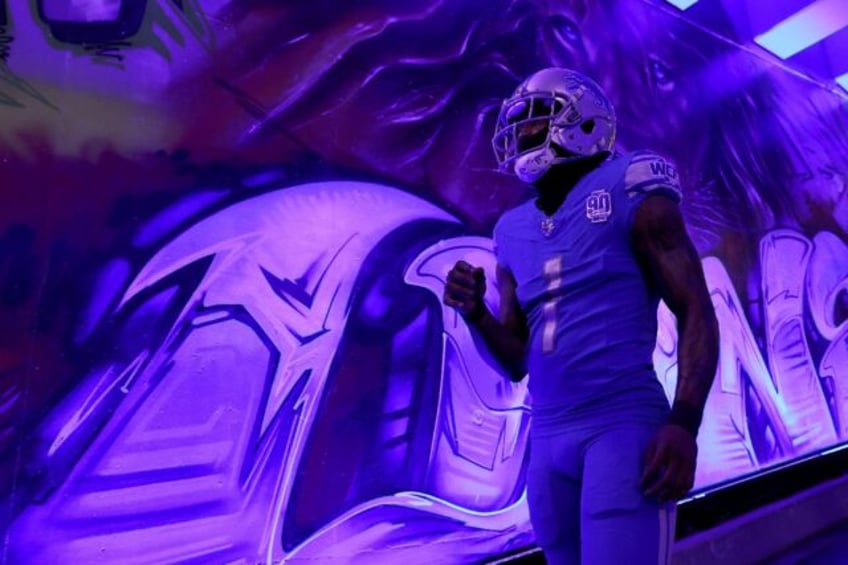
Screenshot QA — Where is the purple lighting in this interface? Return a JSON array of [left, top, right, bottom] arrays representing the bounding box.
[[36, 0, 148, 43], [41, 0, 122, 22], [1, 0, 847, 563], [837, 70, 848, 90], [754, 0, 848, 59], [665, 0, 699, 9]]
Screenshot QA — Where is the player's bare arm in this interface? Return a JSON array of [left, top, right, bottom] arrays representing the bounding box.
[[632, 194, 719, 419], [443, 261, 528, 381], [632, 194, 720, 501]]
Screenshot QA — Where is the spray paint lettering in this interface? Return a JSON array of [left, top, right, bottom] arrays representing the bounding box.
[[654, 230, 847, 486]]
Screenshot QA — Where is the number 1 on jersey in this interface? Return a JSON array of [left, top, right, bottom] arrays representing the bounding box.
[[542, 256, 564, 353]]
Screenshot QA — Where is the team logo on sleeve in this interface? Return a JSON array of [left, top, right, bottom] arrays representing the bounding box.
[[586, 190, 612, 223]]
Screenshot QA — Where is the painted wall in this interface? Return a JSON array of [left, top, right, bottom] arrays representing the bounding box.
[[1, 0, 846, 563]]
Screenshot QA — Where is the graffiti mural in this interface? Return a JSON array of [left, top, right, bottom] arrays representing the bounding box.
[[1, 0, 847, 563]]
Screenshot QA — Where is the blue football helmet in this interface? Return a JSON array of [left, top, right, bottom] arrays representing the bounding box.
[[492, 67, 616, 183]]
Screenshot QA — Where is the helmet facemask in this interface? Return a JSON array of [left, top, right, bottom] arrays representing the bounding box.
[[492, 68, 616, 183]]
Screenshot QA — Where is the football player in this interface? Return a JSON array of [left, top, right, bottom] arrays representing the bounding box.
[[443, 67, 719, 565]]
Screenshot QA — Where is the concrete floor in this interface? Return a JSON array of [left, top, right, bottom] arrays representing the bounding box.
[[766, 521, 848, 565]]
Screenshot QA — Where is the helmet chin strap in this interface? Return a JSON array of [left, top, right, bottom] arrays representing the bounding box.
[[513, 145, 585, 183]]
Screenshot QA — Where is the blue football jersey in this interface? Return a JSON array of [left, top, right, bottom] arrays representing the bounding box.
[[493, 151, 682, 434]]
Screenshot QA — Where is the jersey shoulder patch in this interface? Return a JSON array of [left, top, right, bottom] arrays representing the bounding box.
[[623, 150, 682, 203]]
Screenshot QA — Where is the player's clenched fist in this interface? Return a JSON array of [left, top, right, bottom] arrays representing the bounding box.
[[443, 260, 487, 322]]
